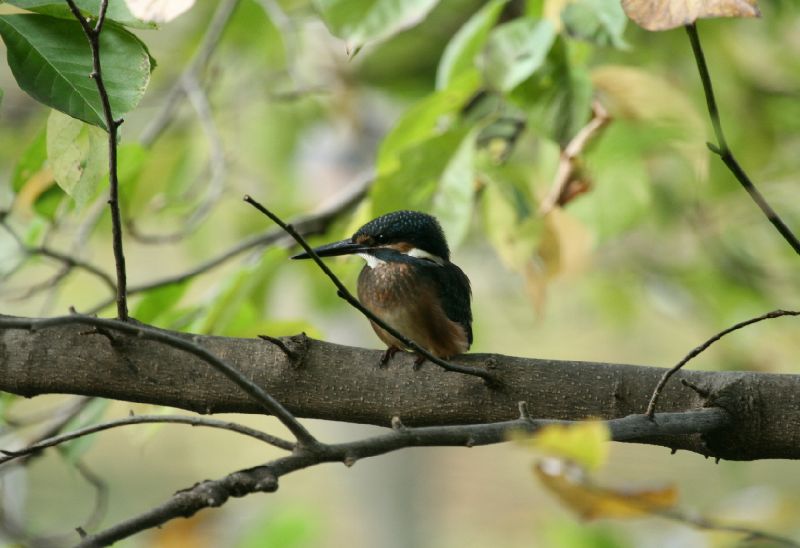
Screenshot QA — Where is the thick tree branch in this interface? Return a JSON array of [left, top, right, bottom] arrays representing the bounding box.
[[66, 0, 129, 320], [0, 314, 317, 448], [74, 407, 730, 547], [2, 314, 798, 460], [686, 23, 800, 256]]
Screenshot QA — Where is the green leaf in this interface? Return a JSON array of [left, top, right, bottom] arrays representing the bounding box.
[[480, 17, 556, 92], [313, 0, 440, 51], [132, 281, 190, 325], [562, 0, 628, 49], [11, 127, 47, 193], [46, 109, 108, 206], [0, 14, 153, 128], [239, 507, 322, 548], [481, 176, 542, 270], [435, 0, 507, 90], [431, 130, 478, 248], [513, 38, 593, 146], [377, 70, 480, 176], [5, 0, 156, 29], [371, 128, 471, 219], [193, 249, 285, 336]]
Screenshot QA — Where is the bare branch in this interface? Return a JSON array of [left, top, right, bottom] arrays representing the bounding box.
[[75, 408, 731, 546], [658, 507, 799, 547], [686, 23, 800, 256], [1, 414, 293, 465], [646, 309, 800, 418], [65, 0, 129, 320], [0, 219, 115, 295], [539, 100, 610, 215], [243, 195, 498, 385]]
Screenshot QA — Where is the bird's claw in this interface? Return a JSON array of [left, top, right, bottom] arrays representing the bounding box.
[[379, 346, 400, 368]]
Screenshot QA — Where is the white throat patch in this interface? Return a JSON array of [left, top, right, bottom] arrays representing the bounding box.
[[358, 247, 445, 269], [358, 253, 386, 269], [405, 247, 445, 265]]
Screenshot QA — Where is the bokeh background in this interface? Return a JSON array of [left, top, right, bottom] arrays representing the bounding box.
[[1, 0, 800, 546]]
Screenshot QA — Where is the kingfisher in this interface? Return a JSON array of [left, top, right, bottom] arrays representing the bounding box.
[[292, 210, 472, 368]]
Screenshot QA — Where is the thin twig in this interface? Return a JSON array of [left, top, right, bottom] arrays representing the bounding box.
[[0, 414, 294, 465], [65, 0, 129, 320], [646, 309, 800, 418], [539, 100, 610, 215], [0, 313, 318, 448], [73, 461, 109, 536], [685, 23, 800, 256], [657, 507, 800, 547], [126, 74, 227, 244], [0, 219, 115, 292], [76, 408, 730, 546], [243, 195, 498, 386], [139, 0, 241, 146]]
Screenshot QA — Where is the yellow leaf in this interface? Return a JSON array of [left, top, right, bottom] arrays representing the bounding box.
[[13, 167, 55, 217], [515, 421, 610, 471], [621, 0, 760, 32], [538, 209, 592, 280], [535, 459, 679, 520]]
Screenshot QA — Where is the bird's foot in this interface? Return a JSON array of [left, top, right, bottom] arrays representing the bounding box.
[[413, 354, 427, 370], [379, 346, 400, 368]]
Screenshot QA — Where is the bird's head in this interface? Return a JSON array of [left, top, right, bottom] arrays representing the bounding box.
[[292, 210, 450, 266]]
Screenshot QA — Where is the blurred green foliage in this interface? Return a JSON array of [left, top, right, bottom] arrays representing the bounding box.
[[1, 0, 799, 545]]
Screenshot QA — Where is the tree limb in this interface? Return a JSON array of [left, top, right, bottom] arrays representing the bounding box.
[[0, 413, 294, 464], [2, 314, 798, 460], [74, 407, 730, 547]]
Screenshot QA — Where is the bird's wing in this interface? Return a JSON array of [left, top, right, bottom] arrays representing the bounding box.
[[433, 263, 473, 346]]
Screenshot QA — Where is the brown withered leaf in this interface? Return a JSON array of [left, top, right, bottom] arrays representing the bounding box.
[[535, 459, 678, 520], [622, 0, 760, 31]]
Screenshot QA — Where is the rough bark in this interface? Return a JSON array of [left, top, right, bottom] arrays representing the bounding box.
[[1, 314, 798, 460]]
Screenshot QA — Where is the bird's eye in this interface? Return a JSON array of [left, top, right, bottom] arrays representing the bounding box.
[[375, 234, 385, 243]]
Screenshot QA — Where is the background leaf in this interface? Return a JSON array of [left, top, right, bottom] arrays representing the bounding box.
[[0, 14, 152, 128], [46, 110, 108, 206], [4, 0, 155, 29], [517, 421, 610, 471], [124, 0, 195, 24], [480, 18, 557, 92], [561, 0, 629, 49], [436, 0, 508, 90], [313, 0, 440, 51], [431, 129, 478, 247], [621, 0, 760, 31], [535, 459, 679, 520]]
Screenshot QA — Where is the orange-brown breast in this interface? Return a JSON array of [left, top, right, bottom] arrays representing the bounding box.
[[356, 262, 469, 358]]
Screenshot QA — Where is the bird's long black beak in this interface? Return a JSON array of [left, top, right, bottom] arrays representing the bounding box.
[[291, 239, 367, 260]]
